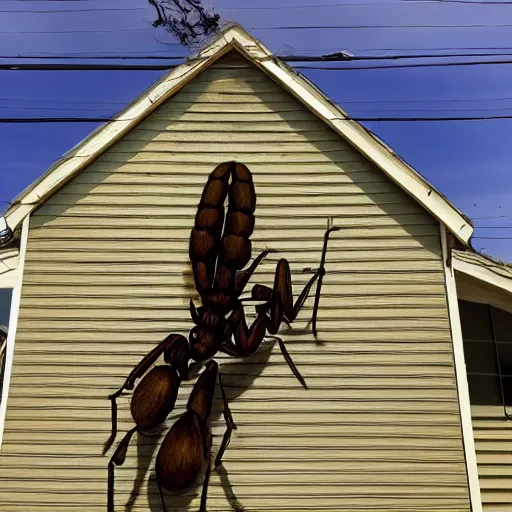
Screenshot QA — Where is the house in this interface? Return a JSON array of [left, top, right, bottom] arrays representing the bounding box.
[[0, 24, 510, 512]]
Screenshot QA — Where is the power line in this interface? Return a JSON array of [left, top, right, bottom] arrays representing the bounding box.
[[295, 59, 512, 70], [0, 7, 148, 13], [0, 118, 112, 123], [1, 51, 512, 64], [9, 46, 512, 56], [0, 98, 127, 105], [3, 114, 512, 123], [282, 52, 512, 61], [350, 115, 512, 121], [4, 58, 512, 71], [2, 23, 512, 35], [1, 0, 505, 13], [0, 62, 178, 71], [4, 103, 512, 114], [3, 94, 512, 107], [0, 55, 186, 61], [245, 0, 512, 6], [400, 0, 512, 4], [3, 0, 512, 12], [0, 106, 117, 112], [0, 27, 153, 35], [258, 23, 512, 29]]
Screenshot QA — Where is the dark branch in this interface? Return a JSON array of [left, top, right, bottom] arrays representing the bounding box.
[[149, 0, 219, 45]]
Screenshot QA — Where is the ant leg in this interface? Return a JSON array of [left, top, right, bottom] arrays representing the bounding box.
[[221, 305, 307, 388], [215, 371, 237, 468], [285, 267, 323, 324], [107, 426, 138, 512], [274, 336, 308, 390], [264, 259, 322, 335], [200, 458, 212, 512], [309, 217, 340, 337], [156, 466, 169, 512], [220, 305, 268, 357], [234, 248, 275, 297], [104, 334, 189, 454]]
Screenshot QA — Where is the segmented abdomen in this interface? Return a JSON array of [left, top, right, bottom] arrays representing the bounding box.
[[189, 162, 232, 297], [190, 161, 256, 306], [221, 162, 255, 269]]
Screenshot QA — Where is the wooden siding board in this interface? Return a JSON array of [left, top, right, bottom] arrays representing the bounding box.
[[0, 52, 469, 511], [472, 404, 512, 510]]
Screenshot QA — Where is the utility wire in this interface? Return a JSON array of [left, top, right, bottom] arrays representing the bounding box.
[[3, 95, 512, 108], [400, 0, 512, 4], [2, 23, 512, 35], [5, 0, 512, 10], [0, 27, 153, 35], [257, 23, 512, 29], [0, 55, 187, 61], [3, 114, 512, 122], [350, 114, 512, 121], [10, 46, 512, 56], [3, 105, 512, 114], [0, 7, 148, 13], [5, 52, 512, 63], [3, 51, 512, 61], [282, 52, 512, 61], [4, 58, 512, 71], [295, 59, 512, 70], [0, 63, 178, 71]]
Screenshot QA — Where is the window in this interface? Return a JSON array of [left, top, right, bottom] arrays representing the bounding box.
[[459, 299, 512, 417], [0, 288, 12, 402]]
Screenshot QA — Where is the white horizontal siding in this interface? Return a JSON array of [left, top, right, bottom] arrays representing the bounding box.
[[0, 51, 469, 512]]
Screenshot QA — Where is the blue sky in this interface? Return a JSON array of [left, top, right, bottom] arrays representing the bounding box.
[[1, 0, 512, 259]]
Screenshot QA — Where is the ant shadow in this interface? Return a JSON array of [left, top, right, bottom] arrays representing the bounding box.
[[119, 338, 277, 512]]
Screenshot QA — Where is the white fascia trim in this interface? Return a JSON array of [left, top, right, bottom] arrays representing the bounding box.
[[4, 25, 473, 245], [453, 255, 512, 297], [0, 215, 30, 448], [441, 225, 482, 512]]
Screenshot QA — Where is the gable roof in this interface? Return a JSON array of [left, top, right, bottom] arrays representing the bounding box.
[[4, 24, 473, 245]]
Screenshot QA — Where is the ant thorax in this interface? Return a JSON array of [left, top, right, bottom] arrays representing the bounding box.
[[199, 308, 225, 330], [204, 291, 233, 313]]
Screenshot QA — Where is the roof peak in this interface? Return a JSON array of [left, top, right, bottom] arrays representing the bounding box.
[[4, 23, 473, 245]]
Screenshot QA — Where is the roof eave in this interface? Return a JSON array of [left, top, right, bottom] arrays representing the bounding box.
[[453, 249, 512, 296]]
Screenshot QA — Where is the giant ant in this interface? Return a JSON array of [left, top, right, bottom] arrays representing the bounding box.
[[104, 161, 339, 512]]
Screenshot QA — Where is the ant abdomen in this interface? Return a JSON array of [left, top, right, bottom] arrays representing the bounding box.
[[156, 412, 208, 491], [130, 366, 180, 431]]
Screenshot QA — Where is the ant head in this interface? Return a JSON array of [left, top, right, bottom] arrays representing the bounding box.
[[189, 326, 218, 362]]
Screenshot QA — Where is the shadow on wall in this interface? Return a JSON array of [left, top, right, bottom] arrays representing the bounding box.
[[112, 340, 277, 512]]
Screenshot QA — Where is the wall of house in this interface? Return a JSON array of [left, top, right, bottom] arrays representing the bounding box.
[[0, 51, 470, 512]]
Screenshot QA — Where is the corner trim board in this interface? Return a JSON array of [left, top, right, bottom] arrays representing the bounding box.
[[441, 224, 482, 512], [0, 214, 30, 448]]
